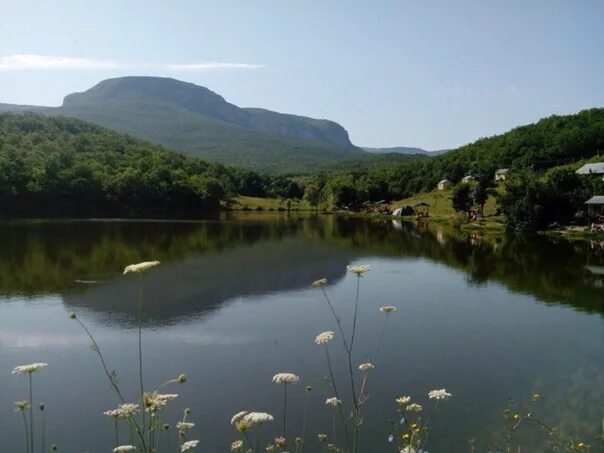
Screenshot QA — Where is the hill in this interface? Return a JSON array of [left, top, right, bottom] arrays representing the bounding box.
[[0, 113, 301, 217], [362, 146, 449, 156], [312, 108, 604, 208], [0, 77, 367, 173]]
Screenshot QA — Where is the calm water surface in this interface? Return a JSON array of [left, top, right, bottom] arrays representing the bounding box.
[[0, 214, 602, 452]]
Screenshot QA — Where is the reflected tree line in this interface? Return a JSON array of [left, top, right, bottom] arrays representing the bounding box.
[[0, 215, 602, 318]]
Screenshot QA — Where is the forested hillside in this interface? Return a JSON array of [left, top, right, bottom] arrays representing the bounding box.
[[311, 108, 604, 206], [0, 114, 302, 217]]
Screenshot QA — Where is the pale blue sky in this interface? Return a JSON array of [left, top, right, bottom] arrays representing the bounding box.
[[1, 0, 603, 149]]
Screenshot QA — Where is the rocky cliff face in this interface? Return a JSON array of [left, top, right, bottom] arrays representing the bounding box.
[[63, 76, 353, 147]]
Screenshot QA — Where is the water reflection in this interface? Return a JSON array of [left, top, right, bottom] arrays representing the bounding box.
[[1, 215, 603, 452], [0, 215, 603, 323]]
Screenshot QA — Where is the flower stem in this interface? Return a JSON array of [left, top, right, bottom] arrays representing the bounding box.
[[21, 409, 29, 453], [373, 314, 389, 362], [299, 391, 310, 453], [73, 316, 147, 451], [138, 275, 146, 439], [283, 383, 288, 437], [40, 407, 45, 453], [325, 346, 352, 452], [29, 373, 34, 453]]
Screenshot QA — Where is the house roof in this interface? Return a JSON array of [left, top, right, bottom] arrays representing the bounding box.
[[438, 179, 450, 184], [585, 196, 604, 205], [496, 168, 510, 174], [576, 163, 604, 175]]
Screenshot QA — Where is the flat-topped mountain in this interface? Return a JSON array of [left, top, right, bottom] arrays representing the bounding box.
[[63, 77, 353, 148], [0, 76, 369, 172]]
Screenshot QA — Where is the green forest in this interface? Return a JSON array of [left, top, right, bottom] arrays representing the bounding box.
[[2, 108, 604, 231], [0, 113, 301, 217]]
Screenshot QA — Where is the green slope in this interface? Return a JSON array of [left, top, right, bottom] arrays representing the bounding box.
[[58, 100, 366, 173]]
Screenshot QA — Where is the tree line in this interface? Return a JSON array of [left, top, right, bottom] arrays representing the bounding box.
[[0, 114, 300, 217]]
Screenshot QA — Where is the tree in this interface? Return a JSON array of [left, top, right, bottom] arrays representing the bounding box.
[[303, 182, 321, 210], [451, 184, 473, 218], [472, 166, 496, 217]]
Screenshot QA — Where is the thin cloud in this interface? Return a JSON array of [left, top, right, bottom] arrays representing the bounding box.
[[0, 54, 121, 70], [0, 54, 265, 72], [167, 62, 265, 71]]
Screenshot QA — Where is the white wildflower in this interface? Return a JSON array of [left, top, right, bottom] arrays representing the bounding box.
[[406, 403, 422, 412], [400, 447, 417, 453], [231, 440, 244, 451], [314, 331, 334, 345], [395, 396, 411, 406], [12, 362, 48, 375], [181, 440, 199, 452], [272, 373, 300, 384], [113, 446, 136, 453], [325, 397, 341, 407], [380, 305, 397, 313], [428, 389, 452, 400], [346, 264, 370, 275], [312, 278, 327, 287], [123, 260, 160, 274], [230, 411, 248, 426], [358, 362, 374, 372], [143, 392, 178, 412], [104, 403, 139, 420], [14, 400, 29, 411], [242, 412, 274, 425], [177, 421, 195, 431]]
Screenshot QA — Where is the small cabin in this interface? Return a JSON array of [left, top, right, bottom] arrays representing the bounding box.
[[461, 175, 474, 184], [437, 179, 451, 190], [585, 195, 604, 220], [495, 168, 509, 182], [576, 163, 604, 175]]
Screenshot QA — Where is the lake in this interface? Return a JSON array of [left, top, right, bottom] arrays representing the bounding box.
[[0, 214, 602, 452]]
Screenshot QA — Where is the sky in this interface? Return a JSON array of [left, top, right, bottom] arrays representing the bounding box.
[[1, 0, 603, 149]]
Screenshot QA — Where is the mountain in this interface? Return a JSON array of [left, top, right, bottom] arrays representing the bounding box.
[[62, 77, 354, 147], [363, 146, 449, 156], [0, 77, 367, 173]]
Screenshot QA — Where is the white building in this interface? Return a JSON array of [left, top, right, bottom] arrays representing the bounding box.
[[437, 179, 451, 190], [495, 168, 509, 182], [461, 175, 474, 184], [576, 163, 604, 175]]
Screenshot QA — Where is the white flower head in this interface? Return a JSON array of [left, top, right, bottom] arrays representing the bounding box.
[[181, 440, 199, 452], [315, 331, 334, 345], [14, 400, 30, 411], [177, 421, 195, 431], [358, 362, 375, 372], [400, 447, 417, 453], [395, 396, 411, 406], [428, 389, 452, 400], [243, 412, 274, 426], [105, 403, 138, 420], [346, 264, 370, 275], [231, 411, 248, 426], [143, 392, 178, 412], [12, 363, 48, 375], [325, 397, 341, 407], [231, 440, 244, 451], [380, 305, 397, 313], [272, 373, 300, 384], [123, 260, 160, 274], [312, 278, 327, 287], [406, 403, 422, 412], [113, 446, 136, 453]]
